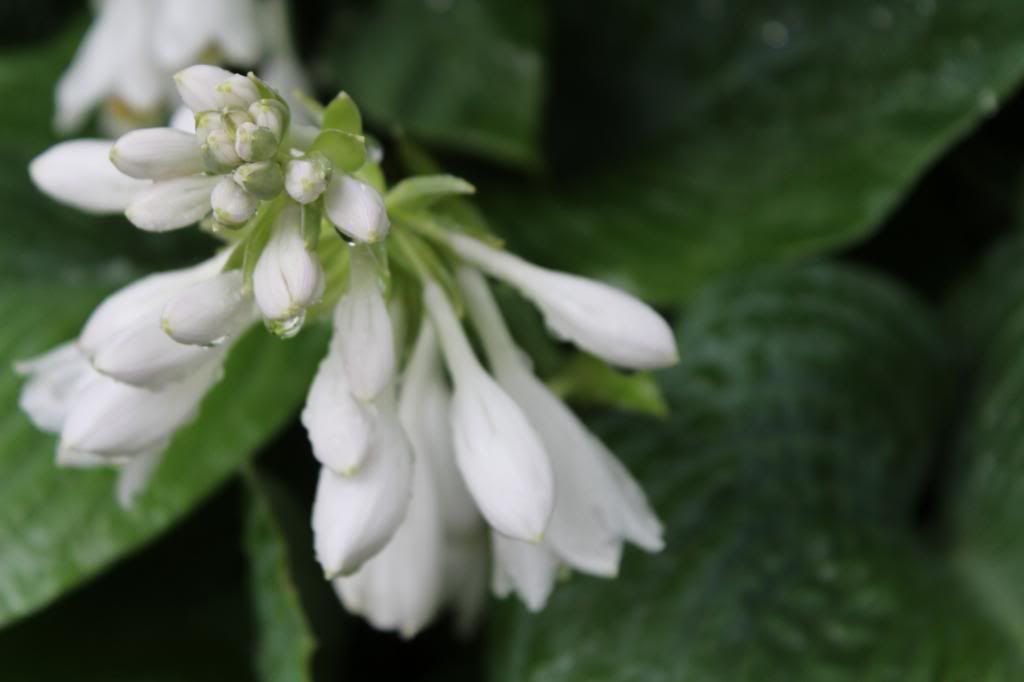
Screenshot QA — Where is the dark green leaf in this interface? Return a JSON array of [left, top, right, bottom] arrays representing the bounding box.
[[386, 174, 476, 212], [487, 265, 1021, 680], [318, 0, 545, 168], [481, 0, 1024, 303]]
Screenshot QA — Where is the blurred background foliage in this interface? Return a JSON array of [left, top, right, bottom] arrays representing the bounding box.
[[4, 0, 1024, 679]]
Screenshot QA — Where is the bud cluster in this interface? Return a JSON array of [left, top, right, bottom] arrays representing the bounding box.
[[23, 64, 680, 638]]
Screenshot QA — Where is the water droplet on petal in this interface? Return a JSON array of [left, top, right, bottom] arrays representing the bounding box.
[[266, 311, 306, 339]]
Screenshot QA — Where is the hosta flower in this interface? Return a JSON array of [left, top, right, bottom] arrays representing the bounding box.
[[17, 63, 677, 637]]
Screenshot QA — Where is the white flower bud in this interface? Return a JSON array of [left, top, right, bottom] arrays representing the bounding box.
[[161, 269, 256, 347], [423, 282, 554, 542], [211, 177, 258, 226], [333, 246, 395, 402], [110, 127, 204, 180], [234, 122, 278, 162], [491, 532, 560, 612], [233, 161, 284, 200], [59, 355, 225, 458], [174, 64, 235, 113], [301, 337, 373, 475], [30, 140, 148, 214], [79, 257, 225, 388], [312, 402, 413, 578], [253, 204, 324, 325], [202, 129, 242, 171], [249, 99, 287, 139], [14, 342, 94, 434], [214, 74, 262, 110], [450, 234, 679, 370], [195, 111, 227, 141], [284, 156, 330, 204], [324, 174, 390, 243], [125, 175, 219, 232]]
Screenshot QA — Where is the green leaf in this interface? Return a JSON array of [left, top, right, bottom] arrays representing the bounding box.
[[319, 0, 545, 168], [310, 129, 367, 174], [386, 174, 476, 212], [0, 278, 328, 627], [480, 0, 1024, 303], [949, 231, 1024, 649], [486, 265, 1022, 680], [322, 91, 363, 135], [244, 471, 316, 682]]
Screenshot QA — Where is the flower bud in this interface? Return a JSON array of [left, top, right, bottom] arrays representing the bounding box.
[[249, 99, 287, 140], [211, 177, 258, 227], [223, 109, 253, 133], [234, 122, 278, 162], [233, 161, 284, 200], [110, 127, 204, 180], [126, 175, 219, 232], [161, 269, 256, 347], [253, 204, 325, 327], [194, 111, 227, 142], [215, 74, 261, 110], [285, 155, 331, 204], [333, 245, 395, 402], [174, 64, 234, 113], [324, 174, 390, 243], [312, 404, 413, 578], [202, 129, 242, 172]]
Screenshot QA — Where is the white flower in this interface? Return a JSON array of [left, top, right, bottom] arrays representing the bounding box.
[[301, 335, 374, 476], [161, 269, 256, 346], [79, 256, 230, 388], [460, 267, 664, 577], [15, 342, 95, 433], [252, 204, 324, 327], [324, 174, 390, 243], [125, 175, 222, 232], [333, 245, 395, 402], [312, 399, 414, 578], [115, 444, 168, 510], [423, 281, 554, 542], [29, 140, 149, 214], [450, 234, 678, 370], [491, 532, 561, 612], [210, 177, 258, 226], [153, 0, 262, 72], [284, 157, 330, 205], [109, 127, 204, 179]]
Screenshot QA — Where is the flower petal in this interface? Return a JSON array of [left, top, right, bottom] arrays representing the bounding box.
[[30, 140, 149, 214], [110, 127, 204, 180], [334, 245, 395, 401], [324, 174, 390, 243], [174, 64, 234, 113], [125, 175, 218, 232]]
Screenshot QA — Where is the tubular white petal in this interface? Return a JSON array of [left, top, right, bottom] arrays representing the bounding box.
[[80, 257, 225, 387], [284, 158, 329, 205], [110, 127, 204, 180], [161, 269, 256, 346], [59, 354, 224, 457], [211, 177, 258, 226], [460, 267, 664, 573], [15, 342, 95, 433], [253, 204, 324, 321], [324, 174, 390, 243], [170, 106, 196, 133], [301, 338, 373, 475], [590, 435, 665, 553], [451, 234, 678, 370], [126, 175, 218, 232], [215, 74, 261, 110], [312, 403, 413, 578], [334, 246, 395, 402], [30, 140, 148, 214], [399, 322, 481, 538], [491, 532, 561, 612], [174, 64, 235, 113], [423, 282, 554, 542], [333, 432, 446, 638], [116, 442, 168, 509]]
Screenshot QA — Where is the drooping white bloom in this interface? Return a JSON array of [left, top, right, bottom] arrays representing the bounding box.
[[312, 399, 414, 578], [301, 335, 374, 475], [161, 269, 256, 346], [491, 532, 561, 612], [15, 342, 95, 433], [334, 245, 395, 402], [79, 257, 230, 388], [252, 204, 324, 327], [29, 140, 149, 213], [324, 174, 390, 243], [450, 234, 678, 370], [423, 282, 554, 542], [459, 267, 664, 579], [152, 0, 262, 72]]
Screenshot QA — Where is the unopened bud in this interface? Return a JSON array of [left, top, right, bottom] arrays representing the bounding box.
[[202, 129, 242, 172], [285, 155, 331, 204], [195, 111, 227, 141], [249, 99, 288, 140], [235, 122, 279, 162], [234, 161, 285, 200], [215, 74, 262, 110], [211, 177, 258, 226]]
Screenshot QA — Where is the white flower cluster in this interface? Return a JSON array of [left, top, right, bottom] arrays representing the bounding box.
[[56, 0, 304, 134], [20, 63, 679, 636]]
